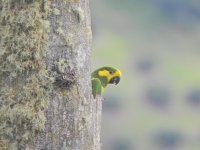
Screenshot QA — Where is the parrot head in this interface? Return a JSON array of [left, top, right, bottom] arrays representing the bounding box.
[[92, 66, 122, 88]]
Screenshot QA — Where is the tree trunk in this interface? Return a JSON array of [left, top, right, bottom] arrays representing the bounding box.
[[0, 0, 101, 150]]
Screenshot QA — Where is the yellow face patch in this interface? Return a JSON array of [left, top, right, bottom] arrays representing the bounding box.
[[115, 70, 122, 76], [98, 70, 110, 77], [98, 69, 122, 82]]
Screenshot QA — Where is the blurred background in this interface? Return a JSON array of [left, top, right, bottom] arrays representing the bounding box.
[[90, 0, 200, 150]]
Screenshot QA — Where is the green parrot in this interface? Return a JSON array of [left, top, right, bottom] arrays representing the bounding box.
[[91, 66, 122, 98]]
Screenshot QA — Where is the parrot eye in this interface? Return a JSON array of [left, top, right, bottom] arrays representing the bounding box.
[[109, 70, 114, 74]]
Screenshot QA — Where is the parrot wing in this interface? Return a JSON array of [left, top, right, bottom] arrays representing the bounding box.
[[92, 78, 102, 98]]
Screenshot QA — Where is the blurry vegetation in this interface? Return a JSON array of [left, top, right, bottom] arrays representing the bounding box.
[[92, 32, 130, 66], [102, 94, 122, 112], [136, 57, 155, 73], [104, 138, 132, 150], [91, 0, 200, 149], [186, 88, 200, 107], [153, 130, 182, 148], [145, 86, 170, 109]]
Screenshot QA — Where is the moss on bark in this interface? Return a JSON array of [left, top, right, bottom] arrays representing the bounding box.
[[0, 0, 51, 149]]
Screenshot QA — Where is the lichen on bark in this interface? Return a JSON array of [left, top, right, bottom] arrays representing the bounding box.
[[0, 0, 51, 149], [0, 0, 101, 149]]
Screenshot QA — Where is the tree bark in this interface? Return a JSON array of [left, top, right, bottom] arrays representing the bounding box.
[[0, 0, 101, 150]]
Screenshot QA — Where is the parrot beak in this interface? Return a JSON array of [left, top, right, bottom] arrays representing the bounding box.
[[109, 76, 120, 85]]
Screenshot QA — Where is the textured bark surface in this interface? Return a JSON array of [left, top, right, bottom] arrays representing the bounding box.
[[35, 1, 102, 149], [0, 0, 102, 150]]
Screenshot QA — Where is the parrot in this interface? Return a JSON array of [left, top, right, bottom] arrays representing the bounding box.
[[91, 66, 122, 98]]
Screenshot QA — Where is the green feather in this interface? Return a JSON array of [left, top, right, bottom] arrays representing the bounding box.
[[92, 78, 102, 98]]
